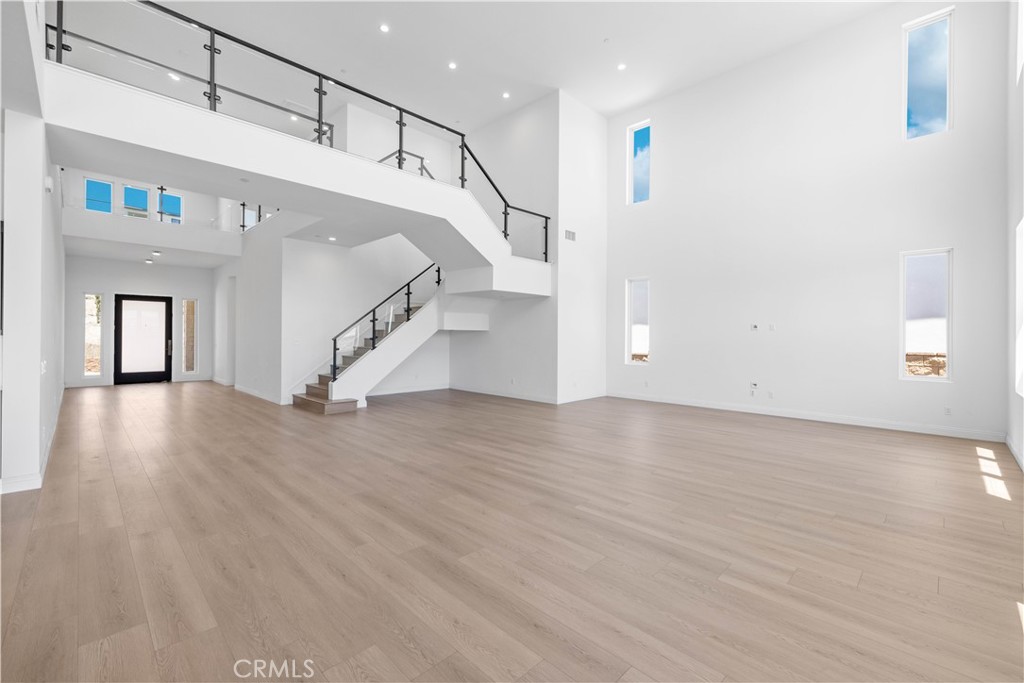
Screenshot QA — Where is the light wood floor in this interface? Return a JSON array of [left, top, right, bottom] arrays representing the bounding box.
[[2, 383, 1022, 682]]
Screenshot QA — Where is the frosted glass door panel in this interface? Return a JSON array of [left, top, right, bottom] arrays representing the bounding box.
[[121, 300, 167, 372]]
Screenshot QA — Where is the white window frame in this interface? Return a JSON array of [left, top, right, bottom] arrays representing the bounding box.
[[83, 292, 103, 378], [899, 247, 953, 382], [626, 119, 651, 205], [902, 6, 955, 141], [626, 277, 651, 365], [84, 178, 114, 214]]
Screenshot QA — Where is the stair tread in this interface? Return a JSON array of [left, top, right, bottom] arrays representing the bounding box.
[[292, 393, 357, 405]]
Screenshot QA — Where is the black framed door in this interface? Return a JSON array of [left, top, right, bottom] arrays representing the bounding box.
[[113, 294, 172, 384]]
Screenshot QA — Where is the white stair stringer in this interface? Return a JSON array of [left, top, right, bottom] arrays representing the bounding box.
[[329, 295, 441, 407]]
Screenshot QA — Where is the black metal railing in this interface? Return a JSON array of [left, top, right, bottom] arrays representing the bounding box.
[[330, 264, 442, 379], [46, 0, 551, 261], [379, 149, 434, 180]]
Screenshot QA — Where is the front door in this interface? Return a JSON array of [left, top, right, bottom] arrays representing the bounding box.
[[114, 294, 172, 384]]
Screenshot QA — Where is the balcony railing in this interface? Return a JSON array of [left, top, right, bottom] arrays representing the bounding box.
[[46, 0, 550, 261]]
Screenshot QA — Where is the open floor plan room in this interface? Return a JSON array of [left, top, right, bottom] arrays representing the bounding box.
[[2, 0, 1022, 680]]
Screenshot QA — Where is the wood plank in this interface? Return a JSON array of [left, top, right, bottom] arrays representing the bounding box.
[[129, 527, 218, 650], [78, 526, 148, 645], [78, 623, 160, 682]]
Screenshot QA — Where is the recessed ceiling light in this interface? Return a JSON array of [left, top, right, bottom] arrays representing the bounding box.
[[290, 115, 298, 121], [448, 62, 457, 70], [145, 258, 154, 264], [168, 72, 181, 81], [502, 92, 510, 99], [379, 24, 389, 33], [617, 63, 627, 71], [190, 23, 199, 28], [328, 236, 337, 241], [152, 250, 162, 256]]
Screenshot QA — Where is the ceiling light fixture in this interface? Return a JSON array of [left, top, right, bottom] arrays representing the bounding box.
[[145, 258, 154, 264], [152, 250, 162, 256], [448, 62, 457, 70], [502, 92, 510, 99], [168, 72, 181, 81], [290, 115, 298, 121], [379, 23, 390, 33], [617, 63, 627, 71], [328, 236, 337, 241]]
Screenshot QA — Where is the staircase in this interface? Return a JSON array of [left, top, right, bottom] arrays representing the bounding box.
[[291, 265, 439, 414]]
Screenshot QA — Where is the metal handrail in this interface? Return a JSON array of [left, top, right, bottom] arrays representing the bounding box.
[[378, 149, 435, 180], [330, 263, 441, 379], [50, 0, 552, 260], [44, 25, 336, 145]]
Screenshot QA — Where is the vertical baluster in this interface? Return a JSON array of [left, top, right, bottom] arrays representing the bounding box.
[[371, 309, 378, 349], [459, 136, 467, 189], [405, 283, 412, 321], [315, 76, 325, 144], [436, 266, 441, 287], [397, 111, 406, 170], [204, 30, 220, 111], [502, 203, 510, 240], [543, 217, 549, 263], [239, 202, 247, 231], [331, 340, 338, 379], [55, 0, 65, 64]]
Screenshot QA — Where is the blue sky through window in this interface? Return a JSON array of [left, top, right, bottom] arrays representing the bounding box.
[[907, 16, 949, 139], [85, 179, 112, 213], [124, 186, 148, 212], [632, 124, 650, 203], [160, 193, 182, 218]]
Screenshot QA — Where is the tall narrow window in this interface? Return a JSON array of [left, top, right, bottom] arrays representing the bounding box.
[[901, 249, 951, 379], [905, 9, 951, 140], [628, 121, 650, 204], [85, 179, 113, 213], [84, 293, 102, 375], [627, 279, 650, 363], [160, 193, 183, 224], [183, 299, 197, 373], [123, 185, 149, 219]]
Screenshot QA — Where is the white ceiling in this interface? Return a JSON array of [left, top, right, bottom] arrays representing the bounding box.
[[135, 1, 888, 131], [64, 235, 235, 267]]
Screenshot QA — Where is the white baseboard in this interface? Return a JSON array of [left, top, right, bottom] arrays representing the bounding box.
[[368, 382, 450, 398], [606, 391, 1007, 443], [1, 473, 42, 494], [1007, 437, 1023, 472], [212, 376, 234, 386], [233, 384, 284, 405], [449, 385, 557, 405]]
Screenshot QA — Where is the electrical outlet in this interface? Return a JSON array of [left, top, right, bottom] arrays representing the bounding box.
[[510, 377, 516, 385], [750, 323, 759, 331], [944, 407, 952, 416], [768, 323, 776, 332], [564, 229, 576, 241]]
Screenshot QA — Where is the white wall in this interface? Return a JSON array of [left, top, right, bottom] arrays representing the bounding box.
[[606, 2, 1009, 441], [368, 333, 450, 397], [556, 91, 608, 403], [1, 109, 64, 493], [60, 166, 230, 230], [63, 256, 214, 387], [279, 233, 435, 402], [1008, 1, 1023, 469], [450, 92, 560, 403]]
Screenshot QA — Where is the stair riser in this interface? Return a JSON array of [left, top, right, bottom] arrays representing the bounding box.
[[305, 383, 328, 398]]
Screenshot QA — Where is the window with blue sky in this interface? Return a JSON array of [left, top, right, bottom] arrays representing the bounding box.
[[906, 13, 950, 140], [124, 186, 148, 215], [85, 179, 112, 213], [629, 122, 650, 204], [160, 193, 183, 223]]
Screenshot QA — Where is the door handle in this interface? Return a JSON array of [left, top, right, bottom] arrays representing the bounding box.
[[167, 340, 172, 356]]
